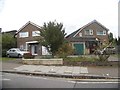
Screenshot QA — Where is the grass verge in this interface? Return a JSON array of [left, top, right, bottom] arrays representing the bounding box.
[[0, 57, 16, 61]]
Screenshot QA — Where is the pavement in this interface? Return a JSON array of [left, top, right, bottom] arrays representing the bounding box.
[[1, 56, 119, 79]]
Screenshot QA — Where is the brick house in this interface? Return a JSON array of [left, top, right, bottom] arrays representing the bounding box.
[[66, 20, 109, 55], [15, 21, 49, 55]]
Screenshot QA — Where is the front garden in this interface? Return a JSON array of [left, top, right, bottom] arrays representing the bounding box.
[[63, 55, 118, 66], [22, 53, 118, 66]]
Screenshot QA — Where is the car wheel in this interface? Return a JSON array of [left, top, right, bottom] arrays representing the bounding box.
[[7, 54, 10, 58], [18, 54, 22, 58]]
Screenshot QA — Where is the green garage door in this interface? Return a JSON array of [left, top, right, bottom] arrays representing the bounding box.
[[74, 43, 84, 55]]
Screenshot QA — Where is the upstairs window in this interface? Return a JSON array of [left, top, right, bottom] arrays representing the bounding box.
[[97, 30, 106, 35], [32, 31, 40, 37], [79, 33, 82, 37], [85, 29, 93, 35], [19, 32, 28, 38]]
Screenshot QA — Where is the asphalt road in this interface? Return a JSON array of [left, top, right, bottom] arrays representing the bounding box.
[[1, 73, 119, 88]]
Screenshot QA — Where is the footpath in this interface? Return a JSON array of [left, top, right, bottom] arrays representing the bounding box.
[[1, 57, 119, 80]]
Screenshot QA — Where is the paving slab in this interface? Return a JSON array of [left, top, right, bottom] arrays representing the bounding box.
[[64, 67, 73, 74], [80, 67, 88, 74], [13, 65, 89, 75], [34, 65, 45, 72], [14, 65, 39, 72], [38, 66, 50, 73], [56, 66, 67, 74], [14, 65, 32, 71], [72, 67, 80, 75], [49, 66, 61, 73]]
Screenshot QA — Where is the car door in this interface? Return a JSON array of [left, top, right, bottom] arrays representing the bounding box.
[[12, 50, 18, 57]]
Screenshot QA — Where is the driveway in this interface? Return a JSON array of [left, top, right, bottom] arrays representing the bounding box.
[[108, 56, 119, 61], [2, 58, 23, 71]]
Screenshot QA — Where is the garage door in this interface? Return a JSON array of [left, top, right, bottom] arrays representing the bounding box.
[[74, 43, 84, 55]]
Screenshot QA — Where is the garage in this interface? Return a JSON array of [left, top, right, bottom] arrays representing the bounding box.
[[73, 43, 84, 55]]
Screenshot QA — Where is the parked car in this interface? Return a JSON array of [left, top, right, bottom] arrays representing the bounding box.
[[6, 48, 29, 58], [94, 46, 117, 55], [104, 46, 116, 54]]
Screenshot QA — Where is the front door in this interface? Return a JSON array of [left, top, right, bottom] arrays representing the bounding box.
[[31, 45, 38, 55]]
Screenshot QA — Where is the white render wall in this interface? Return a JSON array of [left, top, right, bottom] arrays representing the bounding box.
[[42, 46, 50, 55]]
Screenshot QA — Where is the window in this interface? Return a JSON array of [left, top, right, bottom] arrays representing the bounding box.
[[97, 30, 106, 35], [32, 31, 40, 36], [79, 33, 82, 37], [20, 45, 24, 50], [19, 32, 28, 38], [85, 29, 93, 35]]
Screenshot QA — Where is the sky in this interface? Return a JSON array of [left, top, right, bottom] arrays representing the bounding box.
[[0, 0, 119, 38]]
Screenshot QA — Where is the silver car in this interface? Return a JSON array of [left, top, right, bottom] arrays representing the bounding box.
[[6, 48, 29, 58]]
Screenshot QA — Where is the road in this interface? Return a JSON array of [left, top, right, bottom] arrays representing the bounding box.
[[0, 73, 119, 89]]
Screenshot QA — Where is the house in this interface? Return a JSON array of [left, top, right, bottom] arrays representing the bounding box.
[[15, 21, 49, 56], [66, 20, 109, 55]]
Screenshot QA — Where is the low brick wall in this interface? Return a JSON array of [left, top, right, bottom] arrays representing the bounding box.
[[22, 58, 63, 65]]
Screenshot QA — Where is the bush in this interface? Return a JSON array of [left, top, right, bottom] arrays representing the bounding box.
[[2, 49, 7, 57], [56, 43, 74, 58], [23, 53, 35, 59]]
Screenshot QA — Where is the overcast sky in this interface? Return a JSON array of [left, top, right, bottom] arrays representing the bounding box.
[[0, 0, 119, 37]]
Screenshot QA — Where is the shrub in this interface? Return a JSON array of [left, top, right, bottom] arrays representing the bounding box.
[[56, 43, 74, 58], [2, 49, 7, 57], [23, 53, 35, 59]]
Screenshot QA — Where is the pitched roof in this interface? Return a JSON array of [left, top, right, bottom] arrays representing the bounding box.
[[66, 29, 79, 39], [16, 21, 41, 35], [66, 20, 109, 38]]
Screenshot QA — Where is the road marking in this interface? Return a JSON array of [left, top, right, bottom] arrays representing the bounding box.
[[42, 78, 47, 80], [67, 81, 76, 83], [26, 75, 48, 80], [0, 78, 11, 81], [77, 82, 119, 84]]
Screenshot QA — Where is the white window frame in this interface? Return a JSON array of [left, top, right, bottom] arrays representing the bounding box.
[[79, 33, 82, 37], [97, 30, 106, 35], [32, 31, 40, 37], [19, 32, 28, 38], [85, 29, 93, 35], [103, 31, 106, 35]]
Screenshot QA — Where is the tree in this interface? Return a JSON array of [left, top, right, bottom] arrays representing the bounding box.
[[2, 33, 17, 56], [39, 21, 66, 56], [108, 32, 114, 43], [0, 33, 2, 57], [117, 37, 120, 45], [114, 37, 120, 45]]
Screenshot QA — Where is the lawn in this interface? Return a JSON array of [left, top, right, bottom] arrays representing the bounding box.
[[0, 57, 16, 61], [64, 56, 98, 62]]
